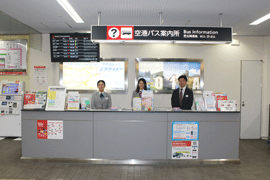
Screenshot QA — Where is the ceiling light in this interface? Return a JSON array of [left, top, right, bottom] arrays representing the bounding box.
[[57, 0, 84, 23], [232, 33, 237, 35], [250, 12, 270, 25]]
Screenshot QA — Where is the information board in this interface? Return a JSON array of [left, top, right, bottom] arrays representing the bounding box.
[[136, 58, 203, 93], [0, 40, 27, 75], [92, 25, 232, 43], [61, 59, 128, 93], [50, 33, 99, 62]]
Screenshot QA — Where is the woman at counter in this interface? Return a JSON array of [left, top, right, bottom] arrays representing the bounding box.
[[91, 80, 112, 109], [131, 78, 147, 107]]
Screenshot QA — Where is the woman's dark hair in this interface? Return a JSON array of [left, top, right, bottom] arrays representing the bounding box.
[[178, 75, 187, 82], [136, 78, 147, 93], [97, 80, 105, 86]]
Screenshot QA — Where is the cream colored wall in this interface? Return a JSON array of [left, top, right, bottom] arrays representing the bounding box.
[[29, 34, 270, 138], [28, 34, 59, 91]]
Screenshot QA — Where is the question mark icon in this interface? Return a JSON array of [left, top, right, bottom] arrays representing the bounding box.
[[109, 28, 119, 39], [111, 29, 117, 37]]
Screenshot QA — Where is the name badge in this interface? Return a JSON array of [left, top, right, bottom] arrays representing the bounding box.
[[185, 95, 189, 97], [105, 97, 109, 100]]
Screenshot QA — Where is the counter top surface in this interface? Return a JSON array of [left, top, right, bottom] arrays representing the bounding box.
[[22, 109, 240, 113]]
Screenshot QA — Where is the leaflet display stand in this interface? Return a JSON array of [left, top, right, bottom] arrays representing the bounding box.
[[0, 80, 25, 138]]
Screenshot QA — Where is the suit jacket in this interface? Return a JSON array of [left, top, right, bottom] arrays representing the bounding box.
[[171, 87, 193, 110], [91, 92, 112, 109]]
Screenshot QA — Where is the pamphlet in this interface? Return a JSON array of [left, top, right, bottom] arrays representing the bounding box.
[[67, 92, 80, 110], [24, 91, 47, 109], [81, 97, 90, 110], [195, 98, 205, 111], [141, 90, 154, 111], [220, 100, 237, 111], [215, 93, 227, 111], [203, 91, 216, 111], [133, 97, 141, 111], [24, 93, 36, 105]]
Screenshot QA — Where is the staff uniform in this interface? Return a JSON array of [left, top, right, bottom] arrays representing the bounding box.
[[91, 92, 112, 109], [171, 86, 193, 110]]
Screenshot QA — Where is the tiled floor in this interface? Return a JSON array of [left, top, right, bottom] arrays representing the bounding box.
[[0, 138, 270, 180]]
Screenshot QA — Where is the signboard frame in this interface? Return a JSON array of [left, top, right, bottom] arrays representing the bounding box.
[[92, 25, 232, 44]]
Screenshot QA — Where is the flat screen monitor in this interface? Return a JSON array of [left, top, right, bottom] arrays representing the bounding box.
[[50, 33, 99, 62]]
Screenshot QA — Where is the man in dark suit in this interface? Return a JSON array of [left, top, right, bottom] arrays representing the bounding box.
[[171, 75, 193, 110]]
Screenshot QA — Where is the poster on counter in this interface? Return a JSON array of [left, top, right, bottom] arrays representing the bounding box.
[[37, 120, 63, 139], [45, 86, 66, 111], [47, 121, 63, 139], [0, 40, 27, 75], [34, 66, 47, 85], [172, 141, 198, 159], [172, 121, 199, 159], [37, 120, 47, 139], [172, 121, 199, 141]]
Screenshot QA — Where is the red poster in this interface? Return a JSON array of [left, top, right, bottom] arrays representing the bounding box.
[[37, 120, 47, 139], [24, 93, 36, 105]]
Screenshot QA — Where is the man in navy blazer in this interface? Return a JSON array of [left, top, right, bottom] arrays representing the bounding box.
[[171, 75, 193, 110]]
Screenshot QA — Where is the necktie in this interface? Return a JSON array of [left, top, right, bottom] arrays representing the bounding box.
[[139, 91, 142, 98], [100, 93, 104, 98], [179, 89, 183, 108]]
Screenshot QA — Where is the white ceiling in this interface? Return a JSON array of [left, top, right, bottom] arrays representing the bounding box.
[[1, 0, 270, 36]]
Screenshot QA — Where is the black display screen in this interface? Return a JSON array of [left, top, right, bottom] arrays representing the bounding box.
[[50, 33, 100, 62]]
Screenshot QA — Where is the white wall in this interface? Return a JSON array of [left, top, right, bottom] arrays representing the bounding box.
[[29, 34, 270, 138]]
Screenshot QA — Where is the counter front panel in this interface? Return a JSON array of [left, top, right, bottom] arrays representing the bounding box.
[[22, 110, 240, 162]]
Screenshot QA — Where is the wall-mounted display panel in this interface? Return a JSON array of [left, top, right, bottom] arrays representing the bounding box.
[[60, 59, 128, 94], [135, 58, 204, 94], [50, 33, 99, 62], [0, 40, 27, 75]]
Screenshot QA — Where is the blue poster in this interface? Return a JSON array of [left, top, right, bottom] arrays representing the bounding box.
[[172, 121, 199, 141]]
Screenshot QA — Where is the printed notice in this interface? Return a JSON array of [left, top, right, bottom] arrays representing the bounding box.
[[34, 66, 47, 85], [172, 121, 199, 141], [172, 141, 198, 159], [48, 120, 63, 139]]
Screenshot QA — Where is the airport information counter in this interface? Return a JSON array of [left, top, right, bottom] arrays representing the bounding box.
[[21, 110, 240, 164]]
